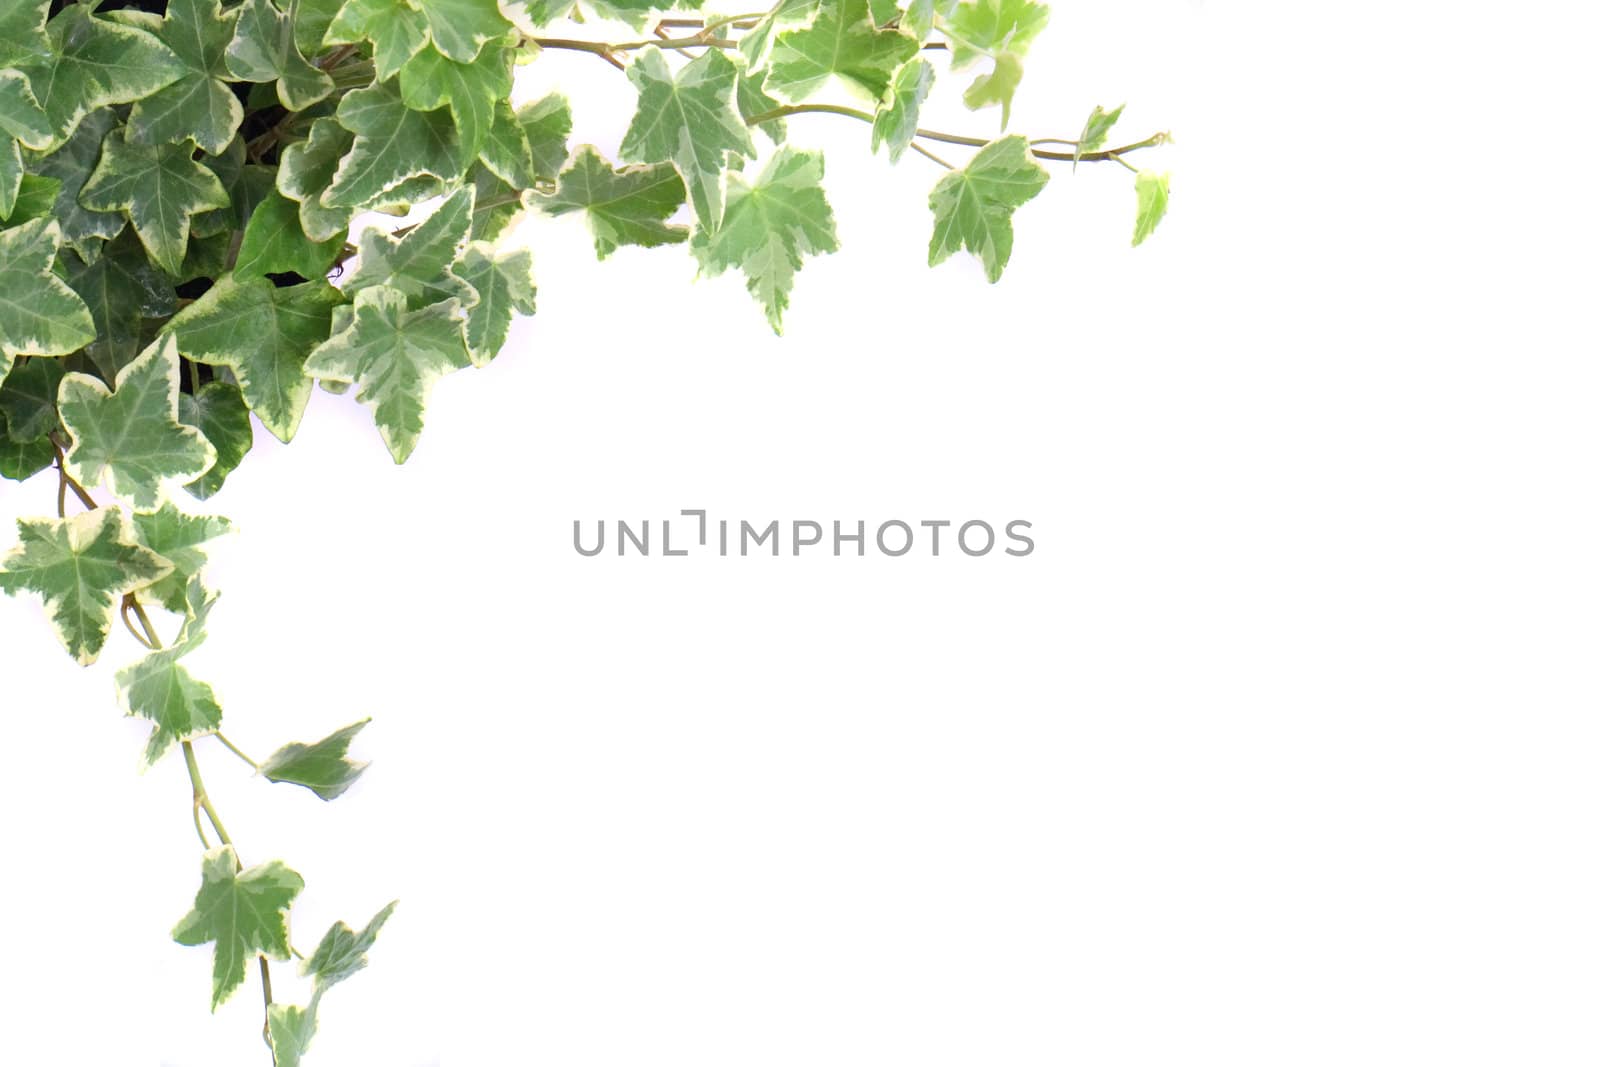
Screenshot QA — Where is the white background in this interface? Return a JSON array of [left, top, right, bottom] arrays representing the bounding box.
[[3, 2, 1599, 1064]]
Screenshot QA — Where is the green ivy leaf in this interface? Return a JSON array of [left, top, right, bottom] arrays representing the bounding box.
[[902, 0, 958, 41], [736, 71, 787, 146], [691, 146, 839, 334], [411, 0, 515, 64], [291, 0, 344, 58], [541, 145, 689, 260], [0, 356, 65, 442], [303, 285, 472, 463], [62, 231, 179, 382], [736, 0, 818, 68], [226, 0, 334, 111], [1076, 103, 1123, 157], [962, 50, 1022, 128], [620, 48, 753, 229], [943, 0, 1048, 67], [398, 43, 514, 160], [0, 68, 53, 155], [124, 0, 243, 157], [261, 718, 372, 800], [180, 380, 254, 500], [1132, 169, 1169, 247], [872, 58, 934, 162], [326, 81, 464, 209], [58, 336, 218, 510], [305, 899, 397, 989], [163, 276, 343, 443], [927, 134, 1047, 282], [25, 109, 127, 251], [453, 241, 535, 364], [13, 5, 184, 151], [130, 503, 232, 615], [277, 116, 357, 242], [80, 129, 231, 276], [519, 93, 574, 183], [0, 411, 54, 482], [0, 218, 96, 383], [0, 173, 60, 226], [341, 186, 476, 310], [0, 507, 174, 664], [766, 0, 918, 101], [117, 583, 224, 764], [324, 0, 429, 80], [172, 845, 303, 1011], [0, 0, 52, 70], [234, 189, 343, 280]]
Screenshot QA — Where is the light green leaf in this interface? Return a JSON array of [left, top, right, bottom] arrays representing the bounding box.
[[79, 129, 230, 276], [1132, 169, 1169, 247], [413, 0, 514, 63], [453, 241, 535, 364], [690, 146, 839, 334], [737, 0, 817, 67], [172, 846, 303, 1011], [342, 186, 476, 309], [116, 589, 224, 765], [736, 71, 787, 145], [901, 0, 957, 41], [620, 48, 753, 229], [399, 43, 513, 159], [0, 356, 65, 442], [129, 503, 232, 616], [62, 231, 179, 382], [0, 507, 174, 665], [180, 380, 253, 500], [267, 1001, 320, 1067], [25, 109, 126, 251], [323, 0, 428, 80], [542, 145, 689, 260], [1, 173, 61, 226], [326, 81, 464, 209], [767, 0, 917, 101], [0, 218, 96, 382], [303, 285, 472, 463], [0, 69, 53, 153], [13, 6, 184, 151], [261, 718, 372, 801], [961, 50, 1022, 128], [305, 900, 397, 989], [163, 276, 343, 443], [235, 190, 343, 280], [1076, 103, 1123, 159], [943, 0, 1048, 67], [124, 0, 243, 157], [927, 134, 1047, 283], [57, 336, 218, 510], [226, 0, 334, 111], [872, 58, 934, 161]]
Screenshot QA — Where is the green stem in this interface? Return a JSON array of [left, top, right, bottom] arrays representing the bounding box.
[[214, 732, 262, 772]]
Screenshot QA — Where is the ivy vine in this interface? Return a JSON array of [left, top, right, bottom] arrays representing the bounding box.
[[0, 0, 1171, 1061]]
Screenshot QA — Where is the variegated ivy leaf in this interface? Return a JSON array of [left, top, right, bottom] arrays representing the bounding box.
[[163, 276, 343, 443], [25, 109, 127, 252], [477, 92, 577, 193], [58, 337, 218, 511], [234, 189, 343, 281], [0, 68, 52, 160], [961, 49, 1022, 128], [131, 504, 233, 616], [0, 410, 54, 482], [1132, 169, 1169, 247], [399, 43, 514, 161], [268, 1000, 320, 1067], [61, 231, 179, 382], [902, 0, 958, 41], [125, 0, 244, 157], [1076, 103, 1124, 159], [0, 507, 174, 665], [453, 242, 536, 364], [10, 4, 184, 152], [943, 0, 1049, 67], [79, 129, 231, 276], [303, 285, 473, 463], [541, 145, 689, 261], [736, 72, 787, 146], [0, 218, 96, 383], [872, 58, 935, 162], [620, 48, 753, 230], [341, 186, 476, 309], [0, 356, 64, 443], [180, 381, 254, 500], [172, 846, 303, 1011], [225, 0, 335, 112], [277, 116, 357, 243], [268, 900, 398, 1067], [690, 146, 839, 334], [0, 0, 52, 70], [262, 718, 372, 801], [766, 0, 918, 102], [0, 173, 59, 227], [737, 0, 818, 68], [326, 81, 464, 209], [326, 0, 511, 76], [927, 134, 1047, 283], [116, 578, 224, 765]]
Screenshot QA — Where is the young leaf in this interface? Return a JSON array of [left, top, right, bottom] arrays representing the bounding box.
[[303, 285, 473, 463], [690, 146, 840, 334], [341, 186, 476, 309], [61, 232, 179, 382], [766, 0, 918, 101], [25, 108, 127, 251], [304, 900, 397, 989], [233, 189, 343, 280], [1132, 169, 1170, 247], [172, 846, 303, 1011], [927, 134, 1048, 283], [620, 48, 753, 230], [130, 503, 233, 615], [453, 242, 536, 364], [326, 81, 464, 209], [0, 218, 96, 382], [225, 0, 334, 111], [398, 43, 514, 160], [1076, 103, 1123, 157], [125, 0, 244, 156], [0, 508, 174, 665], [541, 145, 690, 260], [962, 50, 1023, 128], [79, 129, 231, 276], [57, 337, 218, 511], [872, 58, 935, 162], [163, 276, 343, 444], [268, 1001, 320, 1067], [261, 718, 372, 801], [179, 380, 254, 500], [117, 619, 224, 765], [0, 356, 65, 442]]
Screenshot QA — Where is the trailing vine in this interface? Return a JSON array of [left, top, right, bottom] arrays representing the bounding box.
[[0, 0, 1171, 1060]]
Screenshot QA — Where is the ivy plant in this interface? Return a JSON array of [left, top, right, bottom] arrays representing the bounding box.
[[0, 0, 1171, 1060]]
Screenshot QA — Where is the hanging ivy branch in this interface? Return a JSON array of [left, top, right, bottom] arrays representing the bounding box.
[[0, 0, 1172, 1061]]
